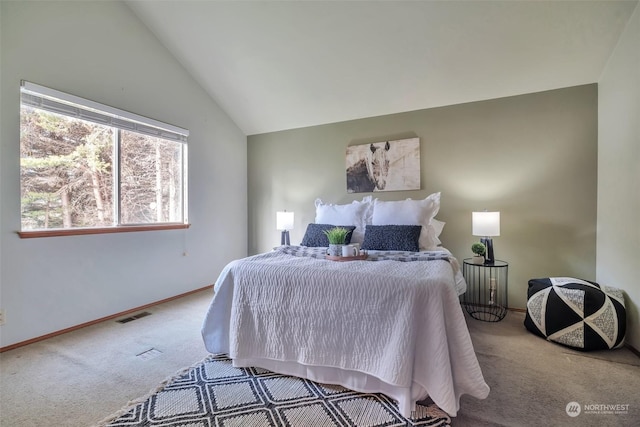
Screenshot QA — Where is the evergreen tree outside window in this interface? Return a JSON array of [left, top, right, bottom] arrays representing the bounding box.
[[19, 81, 188, 234]]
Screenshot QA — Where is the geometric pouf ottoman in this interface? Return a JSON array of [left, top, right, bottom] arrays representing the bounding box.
[[524, 277, 626, 351]]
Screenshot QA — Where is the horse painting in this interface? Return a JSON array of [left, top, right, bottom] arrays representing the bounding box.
[[346, 138, 420, 193], [346, 141, 391, 193]]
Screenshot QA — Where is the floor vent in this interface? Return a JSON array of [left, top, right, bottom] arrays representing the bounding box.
[[117, 311, 152, 324], [136, 348, 163, 361]]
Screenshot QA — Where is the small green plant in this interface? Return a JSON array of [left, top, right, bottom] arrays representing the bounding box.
[[323, 227, 350, 245], [471, 242, 486, 256]]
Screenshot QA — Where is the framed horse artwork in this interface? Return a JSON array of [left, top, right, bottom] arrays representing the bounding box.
[[346, 137, 420, 193]]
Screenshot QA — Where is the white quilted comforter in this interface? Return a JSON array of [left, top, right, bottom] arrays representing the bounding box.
[[201, 247, 489, 417]]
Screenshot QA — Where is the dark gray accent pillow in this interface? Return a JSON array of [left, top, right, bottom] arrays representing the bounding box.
[[300, 224, 356, 247], [361, 225, 422, 251]]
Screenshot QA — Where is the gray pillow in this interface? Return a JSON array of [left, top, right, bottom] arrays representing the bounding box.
[[300, 224, 356, 247], [361, 225, 422, 251]]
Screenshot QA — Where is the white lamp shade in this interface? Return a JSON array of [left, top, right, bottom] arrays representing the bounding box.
[[472, 211, 500, 237], [276, 211, 294, 230]]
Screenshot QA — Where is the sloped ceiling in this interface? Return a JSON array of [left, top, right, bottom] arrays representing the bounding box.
[[126, 1, 638, 135]]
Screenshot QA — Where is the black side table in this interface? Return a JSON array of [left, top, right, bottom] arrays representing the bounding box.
[[461, 259, 508, 322]]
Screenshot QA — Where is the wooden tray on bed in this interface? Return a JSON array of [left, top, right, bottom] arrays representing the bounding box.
[[325, 254, 368, 262]]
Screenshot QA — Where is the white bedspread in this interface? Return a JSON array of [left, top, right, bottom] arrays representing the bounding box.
[[202, 247, 489, 417]]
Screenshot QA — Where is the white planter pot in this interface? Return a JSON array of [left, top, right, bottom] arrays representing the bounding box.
[[327, 244, 344, 257], [472, 255, 485, 265]]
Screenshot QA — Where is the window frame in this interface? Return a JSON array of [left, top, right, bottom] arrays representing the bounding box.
[[17, 223, 190, 239], [18, 81, 189, 238]]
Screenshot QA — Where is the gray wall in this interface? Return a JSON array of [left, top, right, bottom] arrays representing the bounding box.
[[248, 85, 598, 310], [598, 4, 639, 349], [0, 1, 247, 347]]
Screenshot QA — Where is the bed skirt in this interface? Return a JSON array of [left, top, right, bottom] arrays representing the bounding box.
[[232, 357, 428, 417]]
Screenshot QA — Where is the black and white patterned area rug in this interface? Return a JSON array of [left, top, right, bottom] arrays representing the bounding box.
[[96, 353, 451, 427]]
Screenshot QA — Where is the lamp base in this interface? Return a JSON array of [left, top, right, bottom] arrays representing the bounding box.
[[480, 237, 495, 264], [281, 230, 290, 246]]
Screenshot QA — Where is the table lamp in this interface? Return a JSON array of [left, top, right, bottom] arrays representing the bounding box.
[[472, 211, 500, 264], [276, 211, 294, 245]]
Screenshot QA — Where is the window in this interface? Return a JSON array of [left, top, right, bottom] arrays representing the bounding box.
[[19, 81, 188, 236]]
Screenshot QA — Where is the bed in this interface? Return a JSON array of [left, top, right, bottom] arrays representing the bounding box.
[[201, 193, 490, 417]]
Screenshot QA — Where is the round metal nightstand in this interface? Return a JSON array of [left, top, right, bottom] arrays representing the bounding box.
[[461, 259, 508, 322]]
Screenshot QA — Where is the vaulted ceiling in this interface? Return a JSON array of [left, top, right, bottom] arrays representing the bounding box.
[[126, 1, 637, 135]]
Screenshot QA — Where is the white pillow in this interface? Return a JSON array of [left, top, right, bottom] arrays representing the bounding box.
[[426, 218, 445, 250], [315, 196, 373, 244], [371, 192, 442, 250]]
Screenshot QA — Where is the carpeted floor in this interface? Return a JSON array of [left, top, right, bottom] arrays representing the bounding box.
[[1, 288, 639, 426], [456, 310, 640, 427]]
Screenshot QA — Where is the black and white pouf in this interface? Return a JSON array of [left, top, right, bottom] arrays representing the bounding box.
[[525, 277, 626, 351]]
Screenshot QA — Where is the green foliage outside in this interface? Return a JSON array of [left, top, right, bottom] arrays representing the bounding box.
[[20, 106, 183, 230]]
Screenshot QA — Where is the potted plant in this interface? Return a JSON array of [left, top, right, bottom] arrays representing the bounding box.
[[324, 226, 351, 257], [471, 242, 486, 265]]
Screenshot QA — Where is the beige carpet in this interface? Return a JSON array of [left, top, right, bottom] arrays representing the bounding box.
[[1, 288, 638, 426], [0, 289, 212, 427], [458, 310, 640, 426]]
